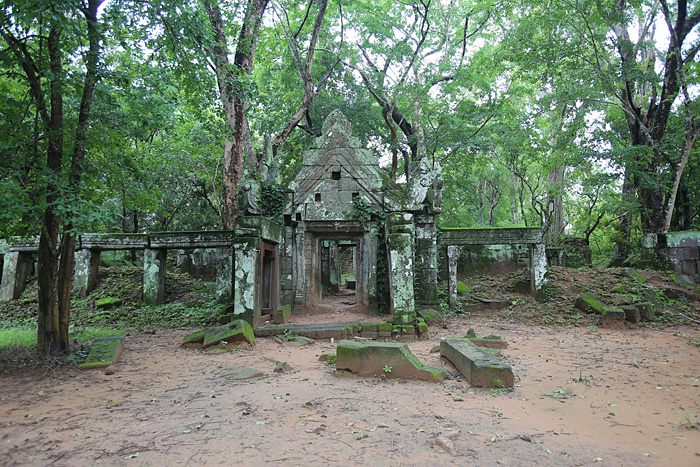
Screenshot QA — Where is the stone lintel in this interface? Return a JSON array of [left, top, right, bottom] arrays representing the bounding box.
[[79, 233, 147, 250], [438, 227, 543, 246], [304, 221, 367, 234], [7, 237, 39, 252], [440, 338, 514, 388], [149, 231, 236, 249]]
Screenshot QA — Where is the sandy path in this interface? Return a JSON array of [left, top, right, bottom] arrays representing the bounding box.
[[1, 315, 699, 466]]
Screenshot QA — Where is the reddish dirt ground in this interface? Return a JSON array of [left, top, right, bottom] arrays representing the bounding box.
[[1, 308, 699, 467]]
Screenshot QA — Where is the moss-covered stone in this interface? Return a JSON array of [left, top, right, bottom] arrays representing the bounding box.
[[456, 281, 469, 294], [95, 297, 122, 310], [183, 320, 255, 349], [80, 336, 125, 370], [387, 233, 407, 249], [182, 329, 206, 345], [417, 309, 439, 324], [222, 364, 264, 380], [622, 267, 646, 283], [611, 284, 626, 293], [574, 292, 606, 314], [336, 340, 446, 382]]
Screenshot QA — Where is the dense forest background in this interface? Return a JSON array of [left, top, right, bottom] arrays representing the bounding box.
[[1, 0, 699, 352]]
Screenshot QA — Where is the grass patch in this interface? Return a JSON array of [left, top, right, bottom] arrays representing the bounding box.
[[0, 327, 36, 350]]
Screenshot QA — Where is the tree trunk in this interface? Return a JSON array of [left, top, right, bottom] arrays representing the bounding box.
[[204, 0, 269, 230], [37, 25, 64, 354], [546, 166, 565, 243], [53, 0, 103, 354], [610, 168, 635, 267]]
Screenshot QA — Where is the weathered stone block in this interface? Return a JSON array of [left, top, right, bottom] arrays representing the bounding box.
[[95, 297, 122, 310], [440, 338, 514, 388], [336, 340, 446, 382], [574, 293, 606, 314], [635, 302, 655, 321], [0, 251, 32, 301], [183, 320, 255, 349], [620, 305, 641, 323], [222, 364, 264, 380], [275, 305, 291, 324], [621, 267, 646, 283], [601, 307, 625, 330], [80, 336, 125, 370]]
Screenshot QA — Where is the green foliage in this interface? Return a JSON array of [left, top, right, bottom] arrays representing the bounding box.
[[260, 182, 287, 223], [351, 197, 373, 224]]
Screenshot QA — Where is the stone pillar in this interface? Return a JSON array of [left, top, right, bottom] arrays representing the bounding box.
[[414, 215, 439, 310], [364, 226, 378, 313], [216, 246, 234, 303], [143, 249, 167, 305], [321, 241, 330, 291], [329, 241, 340, 293], [74, 249, 101, 298], [529, 243, 549, 301], [447, 245, 459, 311], [0, 251, 32, 301], [233, 237, 261, 325], [387, 212, 416, 325]]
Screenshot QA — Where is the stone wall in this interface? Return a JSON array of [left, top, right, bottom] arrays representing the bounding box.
[[641, 231, 700, 276]]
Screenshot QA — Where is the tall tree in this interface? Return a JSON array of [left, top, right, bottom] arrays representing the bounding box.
[[1, 0, 104, 354], [203, 0, 269, 229], [596, 0, 700, 233]]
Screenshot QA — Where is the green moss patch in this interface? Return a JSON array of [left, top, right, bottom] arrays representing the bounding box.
[[183, 319, 255, 349], [80, 336, 124, 369]]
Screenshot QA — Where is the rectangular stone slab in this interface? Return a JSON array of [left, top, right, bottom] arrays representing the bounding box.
[[336, 340, 446, 382], [440, 338, 514, 388], [80, 336, 124, 370]]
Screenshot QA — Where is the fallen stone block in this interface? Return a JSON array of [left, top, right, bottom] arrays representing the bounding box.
[[635, 302, 655, 321], [622, 267, 646, 283], [672, 274, 697, 288], [264, 356, 291, 373], [660, 286, 697, 302], [94, 297, 122, 310], [620, 305, 641, 323], [80, 336, 125, 370], [601, 307, 625, 330], [336, 340, 447, 382], [182, 319, 255, 349], [440, 338, 514, 388], [287, 336, 315, 347], [222, 364, 264, 380], [574, 293, 606, 314]]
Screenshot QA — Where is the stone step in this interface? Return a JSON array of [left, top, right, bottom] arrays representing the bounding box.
[[254, 321, 429, 340], [440, 337, 514, 388], [254, 321, 362, 339]]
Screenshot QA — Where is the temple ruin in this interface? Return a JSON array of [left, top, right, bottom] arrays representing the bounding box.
[[1, 110, 553, 330]]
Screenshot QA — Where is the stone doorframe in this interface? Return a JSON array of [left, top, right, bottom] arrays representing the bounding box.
[[298, 221, 377, 312], [439, 227, 549, 308]]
